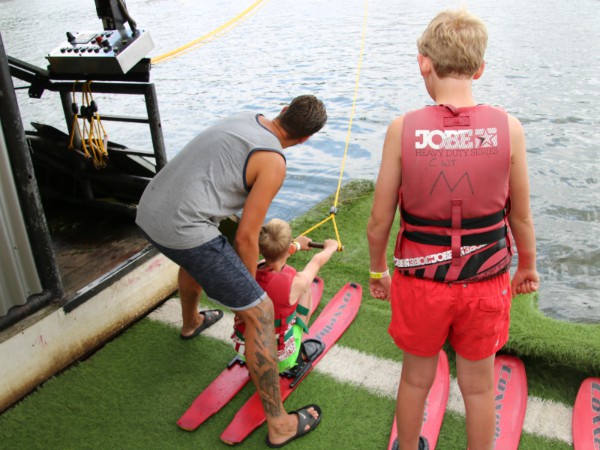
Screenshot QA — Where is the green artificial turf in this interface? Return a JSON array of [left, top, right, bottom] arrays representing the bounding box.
[[0, 320, 572, 450], [0, 319, 397, 449], [1, 180, 598, 449]]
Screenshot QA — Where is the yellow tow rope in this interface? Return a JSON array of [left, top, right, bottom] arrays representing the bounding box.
[[298, 0, 369, 251], [151, 0, 271, 65]]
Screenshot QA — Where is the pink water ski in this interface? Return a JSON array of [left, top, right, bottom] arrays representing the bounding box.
[[489, 354, 528, 450], [572, 377, 600, 450]]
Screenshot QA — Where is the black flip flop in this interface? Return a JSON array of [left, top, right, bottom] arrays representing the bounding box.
[[180, 309, 223, 340], [265, 404, 322, 448], [391, 436, 429, 450]]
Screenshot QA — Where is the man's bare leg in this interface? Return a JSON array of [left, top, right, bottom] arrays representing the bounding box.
[[178, 267, 206, 337], [236, 297, 319, 446]]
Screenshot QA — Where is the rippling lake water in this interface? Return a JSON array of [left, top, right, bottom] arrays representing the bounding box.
[[1, 0, 598, 322]]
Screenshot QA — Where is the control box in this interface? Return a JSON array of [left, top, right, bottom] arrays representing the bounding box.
[[46, 28, 153, 76]]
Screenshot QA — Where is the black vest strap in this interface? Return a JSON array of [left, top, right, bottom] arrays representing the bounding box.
[[401, 208, 505, 230]]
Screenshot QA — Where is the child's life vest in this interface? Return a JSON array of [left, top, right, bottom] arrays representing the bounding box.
[[394, 104, 513, 282], [232, 264, 305, 368]]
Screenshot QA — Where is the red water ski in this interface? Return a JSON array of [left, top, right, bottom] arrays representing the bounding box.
[[220, 282, 362, 445], [489, 354, 528, 450], [387, 349, 450, 450], [572, 377, 600, 450], [177, 277, 324, 431]]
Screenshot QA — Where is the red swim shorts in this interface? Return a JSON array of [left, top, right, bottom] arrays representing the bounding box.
[[388, 271, 511, 361]]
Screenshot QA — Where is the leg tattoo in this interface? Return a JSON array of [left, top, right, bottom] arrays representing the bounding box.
[[242, 300, 284, 418]]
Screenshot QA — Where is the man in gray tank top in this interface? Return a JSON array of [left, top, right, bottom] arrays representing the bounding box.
[[136, 95, 327, 447]]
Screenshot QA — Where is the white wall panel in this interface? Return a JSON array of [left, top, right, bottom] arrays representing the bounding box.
[[0, 122, 42, 316]]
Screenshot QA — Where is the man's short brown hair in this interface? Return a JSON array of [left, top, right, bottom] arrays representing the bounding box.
[[277, 95, 327, 139]]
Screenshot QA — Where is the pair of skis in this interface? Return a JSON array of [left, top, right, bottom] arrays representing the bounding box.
[[178, 279, 363, 445], [388, 352, 528, 450], [177, 277, 323, 432]]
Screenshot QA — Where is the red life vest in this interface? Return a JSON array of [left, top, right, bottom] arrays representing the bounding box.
[[394, 104, 513, 282], [232, 264, 298, 358]]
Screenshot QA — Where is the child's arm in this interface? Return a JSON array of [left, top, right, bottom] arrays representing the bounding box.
[[507, 114, 540, 296], [367, 116, 404, 300], [288, 239, 338, 304]]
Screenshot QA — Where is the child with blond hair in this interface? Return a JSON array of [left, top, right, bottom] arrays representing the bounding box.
[[367, 9, 539, 450], [232, 218, 338, 373]]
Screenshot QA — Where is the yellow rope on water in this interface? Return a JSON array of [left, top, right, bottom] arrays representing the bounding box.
[[299, 0, 369, 251], [151, 0, 271, 65]]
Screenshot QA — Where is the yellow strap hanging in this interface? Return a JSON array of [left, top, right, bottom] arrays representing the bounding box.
[[68, 81, 109, 169], [82, 81, 108, 168], [68, 81, 91, 159]]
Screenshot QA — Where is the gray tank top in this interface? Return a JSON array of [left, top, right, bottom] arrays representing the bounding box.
[[136, 112, 284, 249]]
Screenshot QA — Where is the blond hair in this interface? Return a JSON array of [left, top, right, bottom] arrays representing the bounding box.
[[259, 219, 292, 262], [417, 8, 488, 78]]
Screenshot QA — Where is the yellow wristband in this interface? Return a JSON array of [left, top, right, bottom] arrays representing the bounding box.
[[369, 269, 390, 279]]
